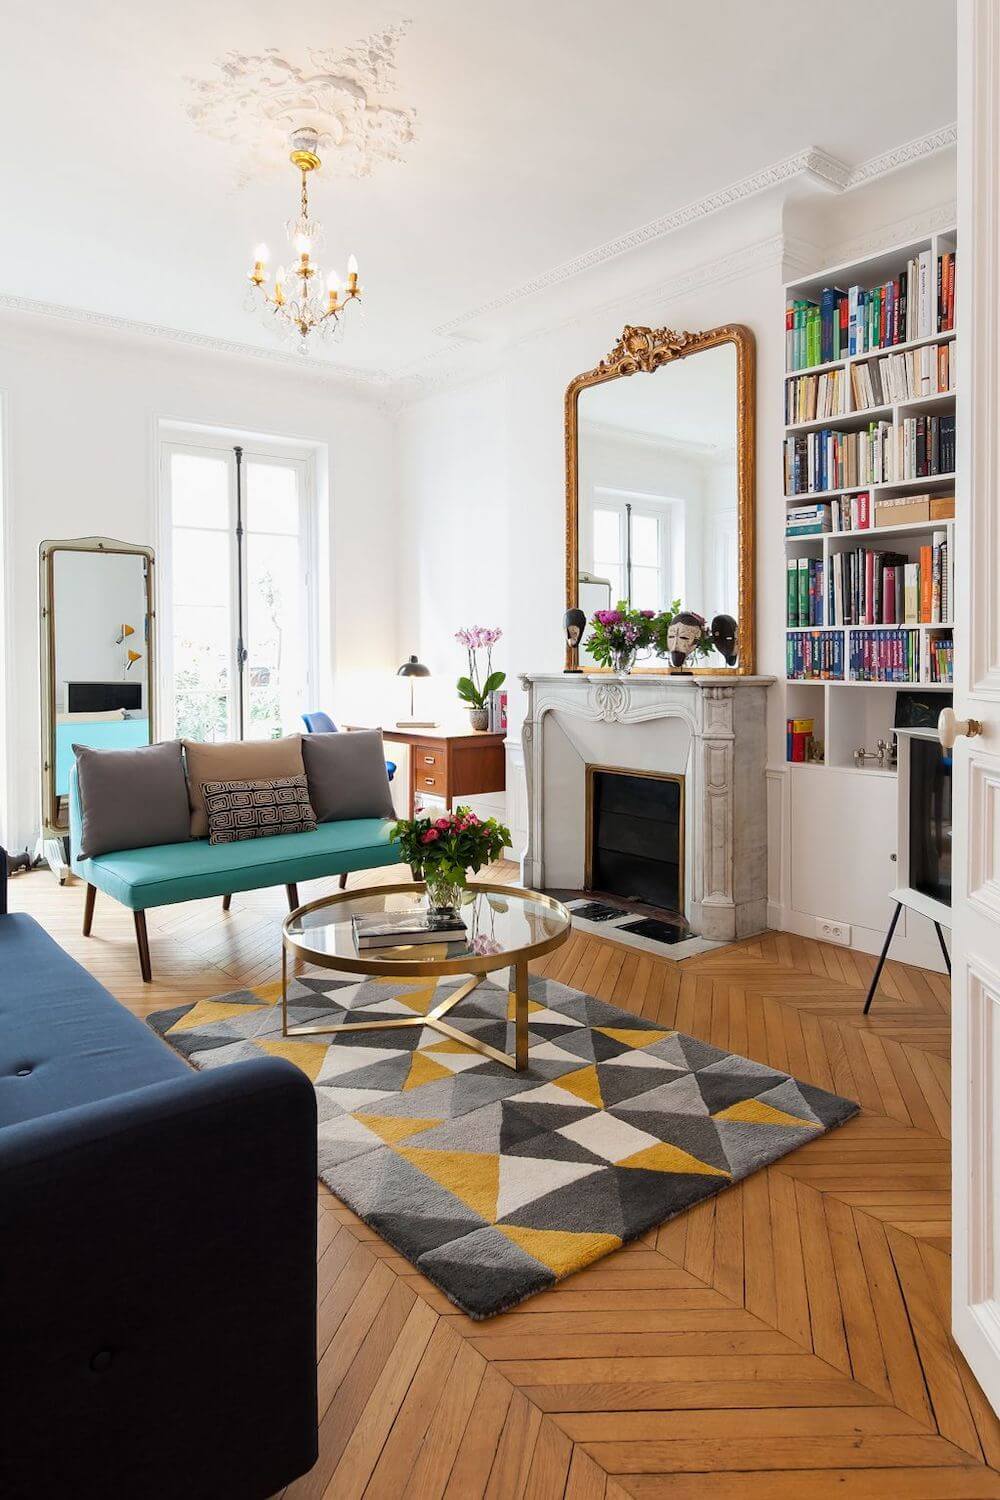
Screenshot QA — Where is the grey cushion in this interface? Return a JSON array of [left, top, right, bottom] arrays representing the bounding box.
[[204, 775, 317, 845], [74, 740, 192, 859], [301, 729, 394, 823]]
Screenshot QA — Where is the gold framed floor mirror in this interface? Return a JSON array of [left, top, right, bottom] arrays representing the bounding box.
[[564, 323, 756, 673], [39, 536, 156, 882]]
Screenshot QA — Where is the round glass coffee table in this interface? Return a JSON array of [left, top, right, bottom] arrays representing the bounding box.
[[282, 882, 571, 1071]]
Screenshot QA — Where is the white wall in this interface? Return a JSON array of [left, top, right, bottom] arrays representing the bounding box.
[[0, 315, 397, 851], [52, 550, 148, 711], [395, 156, 957, 967]]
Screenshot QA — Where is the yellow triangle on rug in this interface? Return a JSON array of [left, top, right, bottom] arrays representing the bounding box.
[[498, 1225, 622, 1276]]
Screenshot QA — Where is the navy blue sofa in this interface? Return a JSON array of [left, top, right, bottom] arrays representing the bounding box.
[[0, 849, 319, 1498]]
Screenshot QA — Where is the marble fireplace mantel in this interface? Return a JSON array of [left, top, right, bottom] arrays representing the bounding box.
[[519, 672, 774, 942]]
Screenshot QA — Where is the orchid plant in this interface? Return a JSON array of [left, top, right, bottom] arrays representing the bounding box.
[[455, 625, 506, 711]]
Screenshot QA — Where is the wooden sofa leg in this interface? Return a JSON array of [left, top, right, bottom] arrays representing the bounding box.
[[286, 883, 300, 912], [133, 911, 152, 983], [338, 872, 348, 891], [83, 883, 96, 936], [222, 893, 232, 912]]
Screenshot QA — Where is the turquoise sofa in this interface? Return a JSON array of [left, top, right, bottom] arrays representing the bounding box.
[[69, 762, 402, 981]]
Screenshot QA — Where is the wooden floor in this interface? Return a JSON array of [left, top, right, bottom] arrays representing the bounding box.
[[12, 863, 1000, 1499]]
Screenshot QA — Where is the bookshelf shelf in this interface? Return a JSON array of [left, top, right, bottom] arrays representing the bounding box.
[[782, 229, 957, 774]]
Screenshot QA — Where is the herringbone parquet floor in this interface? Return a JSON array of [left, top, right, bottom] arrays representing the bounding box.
[[12, 864, 1000, 1499]]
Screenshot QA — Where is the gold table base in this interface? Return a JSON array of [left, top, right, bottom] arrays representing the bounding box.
[[281, 951, 531, 1071]]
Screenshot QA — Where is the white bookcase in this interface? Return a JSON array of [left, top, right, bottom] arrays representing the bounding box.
[[783, 229, 956, 775]]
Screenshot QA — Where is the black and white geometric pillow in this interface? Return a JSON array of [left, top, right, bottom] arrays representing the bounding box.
[[203, 775, 317, 844]]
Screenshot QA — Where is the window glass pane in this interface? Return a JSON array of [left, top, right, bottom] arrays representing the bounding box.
[[169, 453, 229, 529], [631, 566, 662, 612], [592, 509, 621, 566], [246, 523, 307, 740], [631, 514, 660, 568], [246, 462, 300, 535], [171, 527, 230, 740]]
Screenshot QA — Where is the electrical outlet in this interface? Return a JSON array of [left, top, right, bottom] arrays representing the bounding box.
[[816, 917, 851, 946]]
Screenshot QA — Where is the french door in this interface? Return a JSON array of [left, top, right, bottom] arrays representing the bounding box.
[[160, 437, 316, 743], [952, 0, 1000, 1412]]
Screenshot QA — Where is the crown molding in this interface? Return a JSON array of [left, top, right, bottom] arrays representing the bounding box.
[[824, 199, 958, 269], [0, 125, 957, 399], [396, 231, 787, 403], [430, 149, 847, 342], [429, 126, 956, 347], [0, 292, 391, 390], [844, 122, 957, 189]]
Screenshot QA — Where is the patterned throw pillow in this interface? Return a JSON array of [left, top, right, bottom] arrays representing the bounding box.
[[203, 775, 317, 845]]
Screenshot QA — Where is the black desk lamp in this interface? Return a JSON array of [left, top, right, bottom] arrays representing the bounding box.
[[396, 655, 436, 728]]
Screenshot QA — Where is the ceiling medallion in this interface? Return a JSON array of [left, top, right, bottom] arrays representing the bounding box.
[[246, 129, 362, 351], [187, 28, 417, 180]]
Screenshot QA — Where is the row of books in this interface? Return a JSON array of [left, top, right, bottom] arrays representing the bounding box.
[[786, 718, 815, 762], [785, 251, 957, 370], [785, 369, 846, 425], [848, 629, 919, 683], [784, 423, 894, 494], [784, 417, 955, 495], [849, 342, 953, 407], [785, 537, 952, 627], [786, 631, 844, 680], [787, 558, 825, 626], [826, 537, 950, 625], [896, 414, 955, 480], [928, 635, 955, 684]]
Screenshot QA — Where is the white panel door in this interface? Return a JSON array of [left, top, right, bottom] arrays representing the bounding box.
[[952, 0, 1000, 1412]]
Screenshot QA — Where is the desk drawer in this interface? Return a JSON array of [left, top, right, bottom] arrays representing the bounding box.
[[415, 765, 448, 796], [413, 745, 446, 772]]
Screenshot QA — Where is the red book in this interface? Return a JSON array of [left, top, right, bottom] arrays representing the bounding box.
[[884, 567, 896, 624], [865, 551, 875, 624]]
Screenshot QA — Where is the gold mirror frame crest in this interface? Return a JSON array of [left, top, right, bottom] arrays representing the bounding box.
[[39, 536, 157, 835], [565, 322, 756, 674]]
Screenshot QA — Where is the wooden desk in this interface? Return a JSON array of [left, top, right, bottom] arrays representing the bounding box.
[[352, 725, 507, 819]]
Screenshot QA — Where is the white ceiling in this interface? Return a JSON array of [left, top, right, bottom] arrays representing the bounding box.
[[0, 0, 956, 380]]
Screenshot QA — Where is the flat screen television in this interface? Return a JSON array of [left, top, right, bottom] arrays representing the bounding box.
[[908, 736, 952, 908]]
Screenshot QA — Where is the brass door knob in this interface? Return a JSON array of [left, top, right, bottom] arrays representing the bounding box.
[[938, 707, 983, 750]]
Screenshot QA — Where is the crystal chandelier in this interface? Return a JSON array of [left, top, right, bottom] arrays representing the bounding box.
[[246, 128, 362, 351]]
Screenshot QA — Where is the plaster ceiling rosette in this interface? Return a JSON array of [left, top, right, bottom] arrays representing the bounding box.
[[186, 26, 417, 180]]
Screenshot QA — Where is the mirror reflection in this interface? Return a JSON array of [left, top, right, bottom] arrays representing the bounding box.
[[576, 341, 740, 666], [50, 548, 152, 821]]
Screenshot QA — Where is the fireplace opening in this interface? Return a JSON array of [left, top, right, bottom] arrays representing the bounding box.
[[585, 766, 684, 915]]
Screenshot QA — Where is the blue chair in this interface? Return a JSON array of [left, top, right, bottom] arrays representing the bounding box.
[[301, 712, 396, 781]]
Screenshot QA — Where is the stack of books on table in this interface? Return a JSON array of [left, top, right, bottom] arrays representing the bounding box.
[[352, 910, 468, 951]]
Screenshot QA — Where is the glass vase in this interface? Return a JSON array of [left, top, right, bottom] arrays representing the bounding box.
[[424, 869, 466, 913], [610, 646, 638, 676]]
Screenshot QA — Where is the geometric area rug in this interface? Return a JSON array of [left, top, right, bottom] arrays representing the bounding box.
[[149, 970, 859, 1319]]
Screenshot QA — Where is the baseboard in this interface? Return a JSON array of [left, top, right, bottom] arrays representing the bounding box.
[[777, 903, 948, 974]]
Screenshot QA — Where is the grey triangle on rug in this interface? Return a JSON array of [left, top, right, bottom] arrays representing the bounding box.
[[149, 971, 859, 1319]]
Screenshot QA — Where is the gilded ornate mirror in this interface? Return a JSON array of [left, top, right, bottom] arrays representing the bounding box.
[[565, 323, 756, 672], [39, 536, 156, 880]]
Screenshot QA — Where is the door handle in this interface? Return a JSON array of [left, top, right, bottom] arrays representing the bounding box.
[[938, 707, 983, 750]]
